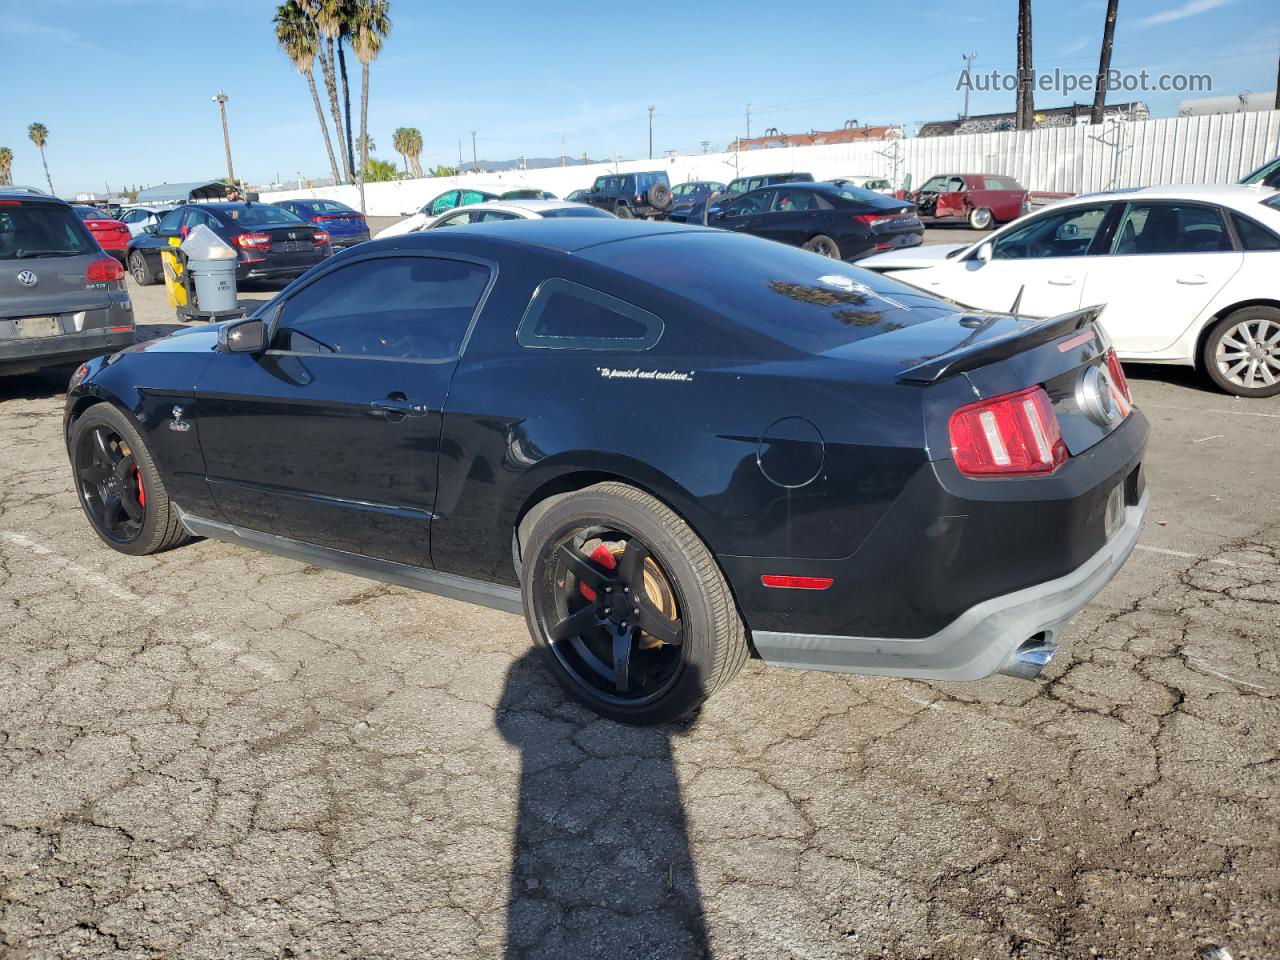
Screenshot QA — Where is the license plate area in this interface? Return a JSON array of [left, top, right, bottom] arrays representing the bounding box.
[[15, 316, 62, 339], [272, 240, 311, 252]]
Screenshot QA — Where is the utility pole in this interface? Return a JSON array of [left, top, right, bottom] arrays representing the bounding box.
[[746, 103, 751, 139], [648, 105, 655, 159], [561, 131, 566, 166], [1091, 0, 1120, 124], [701, 140, 710, 154], [211, 91, 235, 185], [1274, 50, 1279, 110], [458, 139, 463, 171], [471, 130, 477, 169], [961, 52, 977, 119]]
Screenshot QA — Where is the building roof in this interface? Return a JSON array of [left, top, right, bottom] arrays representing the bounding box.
[[135, 181, 234, 205], [731, 126, 901, 151]]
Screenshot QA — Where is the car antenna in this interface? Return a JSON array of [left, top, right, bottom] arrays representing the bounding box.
[[1009, 285, 1025, 318]]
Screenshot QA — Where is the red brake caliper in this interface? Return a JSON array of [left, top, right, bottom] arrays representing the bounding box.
[[134, 467, 145, 509], [577, 543, 617, 602]]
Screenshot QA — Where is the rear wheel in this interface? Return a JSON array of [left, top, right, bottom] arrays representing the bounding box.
[[614, 203, 634, 219], [968, 207, 994, 230], [70, 404, 190, 556], [521, 482, 747, 724], [1203, 306, 1280, 398], [128, 250, 156, 286], [802, 234, 842, 259]]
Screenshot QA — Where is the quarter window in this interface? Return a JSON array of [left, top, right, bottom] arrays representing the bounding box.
[[517, 278, 663, 351], [1231, 213, 1280, 251], [274, 255, 491, 361]]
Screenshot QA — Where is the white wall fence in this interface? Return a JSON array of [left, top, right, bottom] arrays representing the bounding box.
[[260, 111, 1280, 218]]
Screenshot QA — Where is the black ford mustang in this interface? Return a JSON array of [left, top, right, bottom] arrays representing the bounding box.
[[65, 219, 1148, 724]]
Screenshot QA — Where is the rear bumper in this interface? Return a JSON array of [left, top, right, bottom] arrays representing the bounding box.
[[753, 489, 1148, 680], [0, 326, 136, 376]]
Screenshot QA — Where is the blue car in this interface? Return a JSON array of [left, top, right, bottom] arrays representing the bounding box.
[[271, 198, 371, 248]]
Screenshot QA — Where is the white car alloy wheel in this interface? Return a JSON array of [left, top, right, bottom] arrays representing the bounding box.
[[1214, 316, 1280, 390]]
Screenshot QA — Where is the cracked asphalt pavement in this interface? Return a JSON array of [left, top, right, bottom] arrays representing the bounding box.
[[1, 275, 1277, 959]]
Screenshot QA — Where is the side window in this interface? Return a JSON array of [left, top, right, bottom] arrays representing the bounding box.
[[473, 211, 518, 222], [1232, 213, 1280, 251], [773, 189, 816, 212], [460, 190, 489, 205], [275, 256, 491, 361], [992, 205, 1111, 259], [156, 208, 185, 235], [983, 177, 1006, 190], [433, 212, 473, 228], [430, 191, 460, 216], [1111, 203, 1230, 255], [919, 176, 948, 193], [736, 189, 775, 215], [517, 278, 663, 351]]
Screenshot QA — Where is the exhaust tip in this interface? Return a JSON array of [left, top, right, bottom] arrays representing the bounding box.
[[999, 633, 1058, 680]]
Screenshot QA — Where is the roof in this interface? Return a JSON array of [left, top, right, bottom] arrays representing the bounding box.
[[1062, 182, 1280, 211], [394, 216, 712, 254], [135, 181, 234, 205], [0, 188, 67, 205], [461, 199, 592, 214]]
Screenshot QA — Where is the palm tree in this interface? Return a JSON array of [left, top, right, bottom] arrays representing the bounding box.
[[301, 0, 351, 183], [0, 147, 12, 187], [314, 0, 355, 184], [351, 0, 391, 198], [28, 123, 53, 194], [355, 133, 376, 165], [405, 127, 424, 178], [274, 1, 341, 186], [1090, 0, 1119, 124], [392, 126, 413, 174]]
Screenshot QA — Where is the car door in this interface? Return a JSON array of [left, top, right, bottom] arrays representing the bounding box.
[[192, 252, 494, 566], [758, 187, 819, 246], [717, 189, 775, 236], [1079, 201, 1244, 355], [904, 202, 1115, 316]]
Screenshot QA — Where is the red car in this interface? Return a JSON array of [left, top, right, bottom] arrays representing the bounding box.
[[72, 205, 130, 260], [908, 174, 1029, 230]]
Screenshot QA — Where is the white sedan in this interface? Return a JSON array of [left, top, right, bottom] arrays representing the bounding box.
[[861, 184, 1280, 396], [414, 199, 615, 230], [117, 206, 175, 237]]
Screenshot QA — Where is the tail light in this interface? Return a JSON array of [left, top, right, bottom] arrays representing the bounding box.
[[949, 385, 1068, 478], [1105, 348, 1132, 418], [310, 215, 334, 223], [233, 232, 272, 250], [86, 257, 125, 283], [852, 213, 895, 228], [312, 230, 331, 245]]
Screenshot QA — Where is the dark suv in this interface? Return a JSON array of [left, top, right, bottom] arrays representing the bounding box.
[[583, 171, 673, 219]]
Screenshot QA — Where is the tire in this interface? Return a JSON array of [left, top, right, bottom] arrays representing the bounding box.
[[802, 234, 842, 259], [1202, 306, 1280, 398], [128, 250, 157, 286], [520, 481, 748, 725], [646, 181, 673, 210], [69, 403, 190, 556], [968, 207, 994, 230], [614, 203, 634, 219]]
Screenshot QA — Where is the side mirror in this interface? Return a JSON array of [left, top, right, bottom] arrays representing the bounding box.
[[219, 317, 265, 354], [976, 242, 994, 262]]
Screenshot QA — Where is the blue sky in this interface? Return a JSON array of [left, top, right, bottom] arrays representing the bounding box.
[[0, 0, 1275, 194]]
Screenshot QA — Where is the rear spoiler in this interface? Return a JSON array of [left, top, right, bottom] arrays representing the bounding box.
[[896, 305, 1105, 384]]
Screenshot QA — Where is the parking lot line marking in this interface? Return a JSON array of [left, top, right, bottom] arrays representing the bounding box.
[[1134, 543, 1242, 568], [1139, 402, 1280, 420], [1186, 658, 1273, 693], [0, 531, 174, 617]]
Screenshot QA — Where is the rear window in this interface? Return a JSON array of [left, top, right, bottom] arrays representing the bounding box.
[[536, 206, 614, 219], [0, 204, 96, 260], [833, 185, 888, 204], [582, 232, 949, 353], [219, 204, 304, 226], [314, 200, 352, 213], [72, 206, 104, 221]]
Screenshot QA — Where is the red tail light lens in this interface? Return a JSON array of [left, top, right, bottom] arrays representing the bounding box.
[[312, 230, 330, 245], [233, 232, 272, 250], [852, 213, 895, 228], [949, 385, 1068, 478], [1105, 349, 1132, 416], [310, 215, 334, 223], [86, 257, 124, 283]]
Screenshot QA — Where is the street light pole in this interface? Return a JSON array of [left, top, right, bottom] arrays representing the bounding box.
[[212, 91, 235, 185], [746, 103, 751, 140], [471, 130, 477, 169], [648, 105, 654, 159], [961, 52, 978, 119]]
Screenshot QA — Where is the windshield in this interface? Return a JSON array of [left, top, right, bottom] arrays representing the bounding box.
[[219, 204, 305, 226], [0, 204, 96, 260], [582, 231, 953, 352]]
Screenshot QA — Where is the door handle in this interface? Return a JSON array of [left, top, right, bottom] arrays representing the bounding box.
[[1047, 276, 1077, 286], [370, 394, 428, 418], [1177, 274, 1208, 285]]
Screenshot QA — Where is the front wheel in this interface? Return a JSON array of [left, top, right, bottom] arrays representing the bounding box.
[[802, 234, 842, 259], [1202, 306, 1280, 397], [70, 403, 190, 556], [520, 482, 748, 724], [968, 207, 994, 230]]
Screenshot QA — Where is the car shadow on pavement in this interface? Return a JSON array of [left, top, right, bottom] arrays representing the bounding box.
[[495, 651, 711, 960], [0, 367, 74, 401]]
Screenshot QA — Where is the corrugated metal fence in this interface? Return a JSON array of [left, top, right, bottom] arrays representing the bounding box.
[[261, 111, 1280, 216]]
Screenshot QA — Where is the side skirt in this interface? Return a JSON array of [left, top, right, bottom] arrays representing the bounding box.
[[176, 508, 523, 616]]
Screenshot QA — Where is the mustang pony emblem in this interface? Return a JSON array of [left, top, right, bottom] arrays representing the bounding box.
[[168, 405, 191, 432]]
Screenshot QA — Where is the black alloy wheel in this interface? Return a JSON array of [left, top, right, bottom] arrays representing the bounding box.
[[803, 234, 841, 259], [75, 424, 147, 545], [521, 482, 748, 724]]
